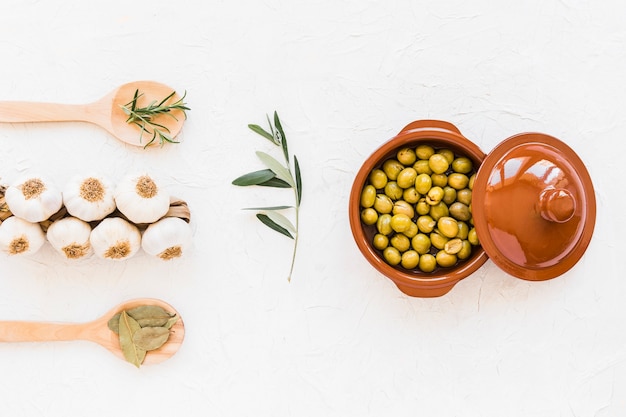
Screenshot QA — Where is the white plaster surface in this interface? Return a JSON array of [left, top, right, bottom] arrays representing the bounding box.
[[0, 0, 624, 416]]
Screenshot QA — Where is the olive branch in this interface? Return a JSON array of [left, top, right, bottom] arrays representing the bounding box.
[[232, 112, 302, 281]]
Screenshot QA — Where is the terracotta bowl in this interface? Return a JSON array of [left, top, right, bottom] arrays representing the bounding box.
[[349, 120, 489, 297]]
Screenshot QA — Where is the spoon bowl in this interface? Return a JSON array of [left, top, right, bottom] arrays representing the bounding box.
[[0, 81, 186, 147], [0, 298, 184, 365]]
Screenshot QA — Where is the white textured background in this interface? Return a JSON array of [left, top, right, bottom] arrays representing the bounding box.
[[0, 0, 624, 416]]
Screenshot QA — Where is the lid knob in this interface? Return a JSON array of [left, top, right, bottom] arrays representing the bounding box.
[[539, 188, 576, 223]]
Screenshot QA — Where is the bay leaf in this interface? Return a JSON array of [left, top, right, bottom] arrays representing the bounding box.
[[118, 311, 146, 368], [127, 305, 173, 327], [164, 314, 179, 330], [107, 312, 121, 334], [132, 326, 171, 351]]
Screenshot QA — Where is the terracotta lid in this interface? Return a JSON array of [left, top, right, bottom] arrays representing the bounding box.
[[471, 133, 596, 281]]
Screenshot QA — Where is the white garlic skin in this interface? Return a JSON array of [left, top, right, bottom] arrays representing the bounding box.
[[141, 217, 192, 260], [114, 173, 170, 224], [5, 176, 63, 222], [0, 216, 45, 256], [89, 217, 141, 261], [46, 217, 93, 260], [63, 174, 116, 222]]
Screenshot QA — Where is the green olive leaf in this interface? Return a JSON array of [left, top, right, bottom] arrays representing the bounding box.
[[294, 154, 302, 206], [256, 213, 293, 239], [118, 311, 146, 368], [264, 211, 296, 235], [274, 111, 289, 163], [232, 169, 276, 186], [132, 327, 171, 351], [258, 177, 292, 188], [243, 205, 293, 211], [256, 151, 295, 188], [248, 123, 275, 144]]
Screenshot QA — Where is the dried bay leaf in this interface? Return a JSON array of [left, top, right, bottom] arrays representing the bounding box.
[[107, 312, 121, 334], [118, 311, 146, 367], [164, 314, 179, 330], [132, 326, 171, 351], [127, 305, 173, 327]]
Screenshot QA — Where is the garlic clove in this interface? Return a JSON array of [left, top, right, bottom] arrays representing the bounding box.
[[63, 174, 116, 222], [46, 216, 93, 260], [90, 217, 141, 261], [0, 216, 45, 256], [5, 175, 63, 222], [141, 217, 193, 261], [114, 173, 170, 224]]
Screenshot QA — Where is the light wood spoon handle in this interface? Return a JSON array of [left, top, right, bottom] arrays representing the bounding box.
[[0, 320, 99, 343], [0, 101, 94, 124]]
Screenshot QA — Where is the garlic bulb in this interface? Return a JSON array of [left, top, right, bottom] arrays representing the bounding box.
[[63, 174, 116, 222], [0, 216, 45, 256], [114, 173, 170, 224], [5, 175, 63, 222], [46, 217, 93, 260], [141, 217, 192, 261], [90, 217, 141, 261]]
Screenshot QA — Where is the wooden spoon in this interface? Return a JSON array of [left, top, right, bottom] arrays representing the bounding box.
[[0, 81, 186, 147], [0, 298, 184, 365]]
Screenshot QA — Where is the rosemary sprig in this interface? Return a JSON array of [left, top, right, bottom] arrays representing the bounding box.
[[120, 89, 190, 148], [232, 112, 303, 282]]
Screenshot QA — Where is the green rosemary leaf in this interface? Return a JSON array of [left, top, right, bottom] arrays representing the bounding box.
[[258, 177, 291, 188], [243, 205, 293, 211], [265, 210, 296, 234], [274, 111, 289, 163], [248, 124, 275, 143], [256, 151, 295, 187], [256, 213, 294, 239], [232, 169, 276, 186], [294, 154, 302, 206]]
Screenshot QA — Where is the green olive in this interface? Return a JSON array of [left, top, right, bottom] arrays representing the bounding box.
[[416, 198, 430, 215], [436, 250, 457, 267], [413, 159, 432, 175], [430, 230, 449, 250], [429, 201, 449, 221], [403, 221, 419, 239], [393, 200, 415, 218], [383, 247, 402, 266], [444, 238, 463, 255], [376, 213, 393, 235], [382, 159, 404, 181], [417, 215, 436, 233], [431, 173, 448, 188], [428, 153, 449, 174], [451, 157, 473, 174], [457, 240, 472, 260], [397, 147, 417, 166], [401, 250, 420, 269], [369, 169, 388, 190], [372, 233, 389, 250], [438, 149, 455, 164], [411, 233, 431, 254], [456, 188, 472, 206], [468, 228, 479, 245], [437, 216, 459, 238], [414, 173, 432, 195], [373, 194, 393, 214], [384, 181, 403, 200], [402, 187, 420, 204], [456, 221, 469, 240], [419, 253, 437, 272], [468, 173, 476, 190], [448, 173, 469, 190], [390, 213, 412, 233], [415, 144, 435, 160], [426, 186, 444, 205], [442, 186, 457, 205], [396, 167, 418, 189], [391, 233, 411, 252], [449, 202, 471, 221], [360, 208, 378, 225], [360, 184, 376, 208]]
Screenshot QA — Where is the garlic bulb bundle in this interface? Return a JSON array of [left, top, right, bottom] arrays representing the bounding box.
[[141, 217, 193, 261], [5, 176, 63, 222], [46, 217, 93, 260], [114, 173, 170, 224], [63, 174, 116, 222], [90, 217, 141, 261], [0, 216, 45, 256]]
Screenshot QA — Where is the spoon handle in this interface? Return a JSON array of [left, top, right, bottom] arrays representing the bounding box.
[[0, 101, 94, 124], [0, 321, 92, 343]]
